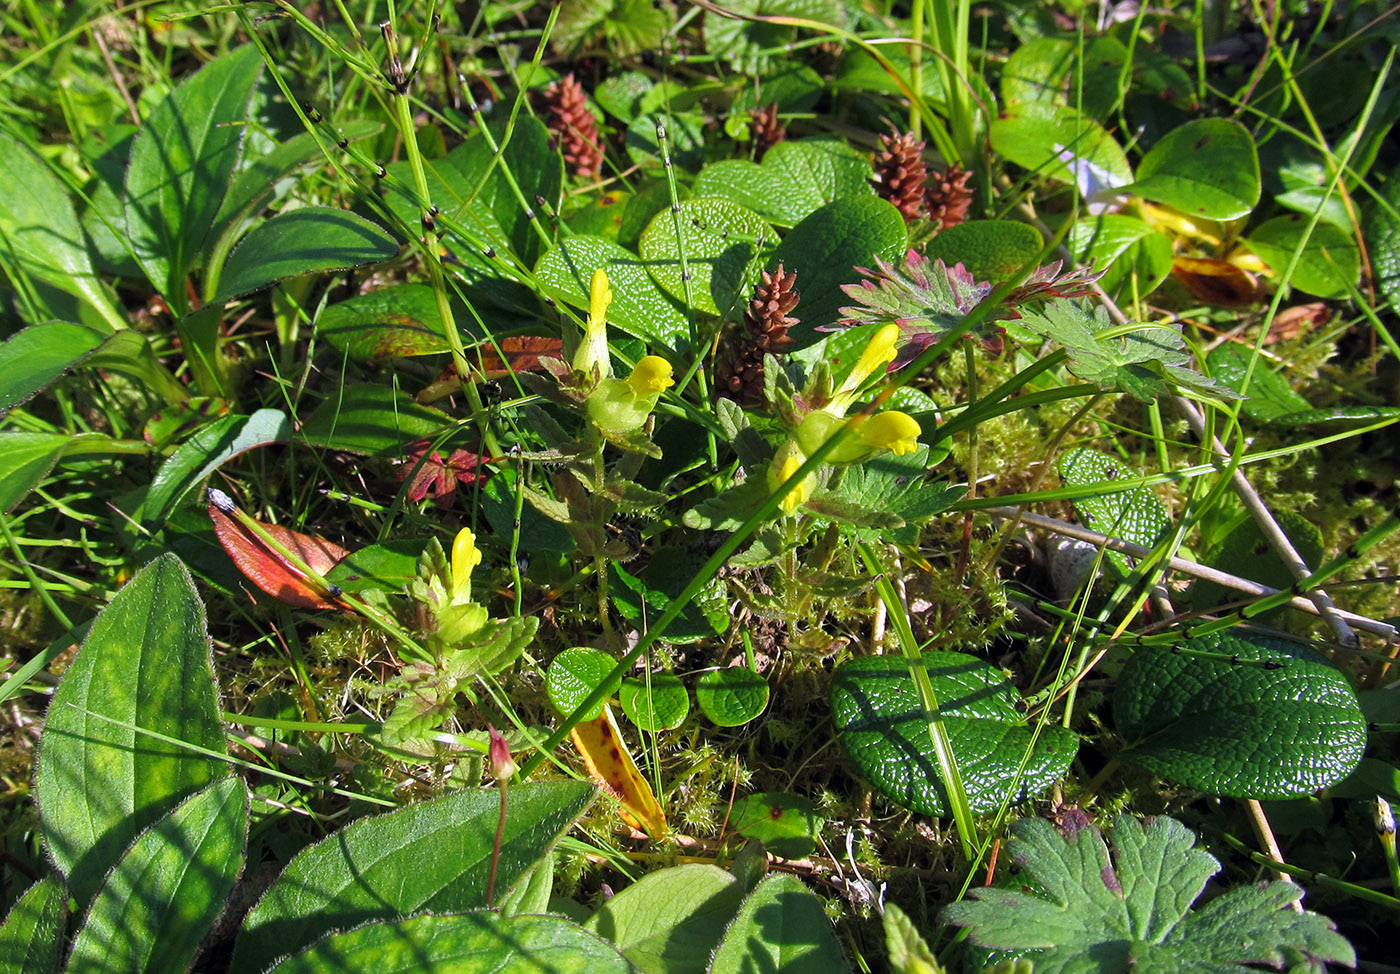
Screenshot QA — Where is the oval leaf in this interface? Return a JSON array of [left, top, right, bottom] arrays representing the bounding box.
[[212, 207, 398, 302], [831, 652, 1078, 816], [990, 104, 1131, 190], [710, 874, 850, 974], [1246, 215, 1359, 299], [691, 138, 875, 228], [729, 792, 824, 860], [696, 668, 769, 726], [35, 554, 229, 907], [547, 646, 620, 720], [620, 673, 690, 731], [298, 384, 450, 456], [315, 283, 452, 361], [1114, 630, 1366, 798], [585, 863, 744, 974], [143, 408, 292, 529], [1121, 118, 1261, 221], [535, 235, 691, 350], [231, 781, 595, 974], [640, 198, 775, 316], [924, 220, 1044, 282]]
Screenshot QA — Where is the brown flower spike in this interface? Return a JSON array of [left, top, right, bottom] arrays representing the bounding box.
[[540, 73, 604, 179], [873, 130, 929, 222], [927, 163, 974, 229], [749, 102, 786, 162], [717, 263, 800, 408]]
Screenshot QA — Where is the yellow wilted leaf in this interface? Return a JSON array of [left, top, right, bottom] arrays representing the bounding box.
[[570, 704, 666, 838]]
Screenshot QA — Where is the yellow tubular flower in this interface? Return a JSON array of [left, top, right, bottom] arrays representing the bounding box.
[[859, 410, 922, 456], [832, 324, 900, 412], [573, 268, 614, 378], [450, 528, 483, 604], [627, 355, 674, 396], [767, 442, 814, 513]]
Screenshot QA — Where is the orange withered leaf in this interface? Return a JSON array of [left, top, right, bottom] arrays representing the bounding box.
[[570, 704, 666, 838], [207, 490, 350, 611], [473, 336, 564, 377], [1172, 256, 1265, 307]]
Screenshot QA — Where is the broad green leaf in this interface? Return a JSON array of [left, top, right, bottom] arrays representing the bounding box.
[[1364, 163, 1400, 310], [482, 466, 577, 554], [639, 198, 775, 317], [611, 546, 728, 643], [703, 0, 849, 74], [626, 111, 707, 174], [990, 104, 1131, 190], [498, 854, 555, 917], [729, 793, 824, 859], [143, 408, 292, 529], [553, 0, 668, 56], [1071, 214, 1174, 299], [547, 647, 620, 721], [831, 652, 1078, 816], [231, 781, 595, 974], [35, 555, 228, 907], [0, 432, 86, 513], [535, 235, 691, 350], [66, 778, 249, 974], [1000, 37, 1077, 106], [586, 863, 744, 974], [124, 45, 263, 304], [210, 207, 398, 302], [710, 874, 850, 973], [691, 139, 875, 228], [1193, 511, 1323, 619], [1115, 631, 1366, 797], [1120, 119, 1260, 221], [298, 384, 450, 455], [620, 673, 690, 732], [0, 132, 124, 330], [695, 668, 770, 727], [594, 70, 654, 121], [1246, 215, 1359, 299], [771, 195, 909, 346], [0, 875, 66, 974], [924, 220, 1044, 282], [324, 539, 427, 594], [1058, 448, 1170, 579], [316, 284, 452, 361], [941, 814, 1354, 972], [1205, 343, 1311, 423], [266, 912, 633, 974], [0, 321, 184, 413]]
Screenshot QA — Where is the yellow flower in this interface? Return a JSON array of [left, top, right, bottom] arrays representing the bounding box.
[[767, 442, 814, 513], [859, 410, 922, 456], [628, 355, 674, 396], [573, 268, 614, 378], [831, 324, 900, 412], [450, 528, 482, 604]]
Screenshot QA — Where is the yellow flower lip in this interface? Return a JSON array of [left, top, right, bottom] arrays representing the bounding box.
[[628, 355, 675, 395], [860, 410, 922, 456], [833, 324, 901, 411], [451, 528, 482, 602]]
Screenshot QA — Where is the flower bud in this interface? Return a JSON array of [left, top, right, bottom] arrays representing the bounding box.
[[488, 725, 517, 783], [572, 268, 613, 379], [627, 355, 674, 396]]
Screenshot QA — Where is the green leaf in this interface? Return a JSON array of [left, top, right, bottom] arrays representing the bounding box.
[[0, 875, 67, 974], [547, 647, 621, 721], [627, 111, 707, 175], [1114, 631, 1366, 798], [1204, 343, 1311, 422], [1193, 511, 1323, 620], [143, 408, 292, 529], [1246, 215, 1359, 299], [35, 555, 229, 907], [123, 45, 263, 303], [265, 912, 634, 974], [1058, 448, 1171, 577], [0, 321, 184, 413], [231, 781, 595, 974], [535, 235, 691, 350], [66, 778, 249, 974], [0, 431, 109, 514], [729, 793, 824, 859], [1000, 37, 1077, 106], [611, 546, 728, 643], [702, 0, 850, 74], [298, 384, 450, 456], [830, 652, 1078, 816], [771, 195, 909, 346], [585, 863, 745, 974], [691, 139, 875, 228], [325, 539, 427, 594], [1364, 163, 1400, 311], [315, 283, 454, 362], [1120, 119, 1261, 221], [883, 902, 943, 974], [709, 874, 850, 973], [990, 104, 1131, 190], [620, 673, 690, 732], [210, 207, 398, 302], [593, 70, 654, 121], [0, 133, 124, 330], [1070, 214, 1174, 299], [639, 198, 774, 317], [823, 447, 959, 542], [695, 668, 770, 726], [923, 220, 1044, 283], [941, 814, 1355, 972]]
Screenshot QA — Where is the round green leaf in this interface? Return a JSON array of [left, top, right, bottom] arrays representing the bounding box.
[[534, 235, 691, 350], [640, 198, 775, 316], [547, 647, 621, 720], [1114, 630, 1366, 798], [266, 912, 633, 974], [316, 284, 451, 362], [692, 139, 874, 229], [620, 673, 690, 731], [830, 652, 1078, 816], [1121, 118, 1260, 220], [1246, 215, 1359, 299], [696, 668, 769, 726], [923, 220, 1043, 282], [729, 792, 824, 859], [990, 104, 1131, 190], [585, 863, 744, 973]]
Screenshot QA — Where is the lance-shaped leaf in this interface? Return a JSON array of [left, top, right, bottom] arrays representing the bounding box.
[[207, 489, 350, 610]]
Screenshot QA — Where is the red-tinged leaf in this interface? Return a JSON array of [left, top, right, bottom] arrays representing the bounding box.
[[570, 704, 667, 838], [473, 336, 563, 377], [208, 501, 350, 610], [399, 441, 489, 507]]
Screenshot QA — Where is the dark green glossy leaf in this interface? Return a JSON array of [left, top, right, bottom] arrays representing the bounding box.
[[123, 45, 263, 302], [316, 284, 452, 361], [691, 139, 874, 228], [0, 875, 66, 974], [211, 207, 398, 302], [729, 793, 824, 859], [611, 546, 728, 644], [265, 912, 632, 974], [831, 652, 1077, 816], [547, 647, 619, 721], [535, 235, 691, 350], [586, 863, 745, 974], [640, 198, 774, 317], [298, 385, 450, 456], [620, 673, 690, 732], [924, 220, 1044, 282], [66, 778, 249, 974], [143, 408, 292, 529], [1194, 511, 1323, 619], [1058, 448, 1171, 577], [1121, 119, 1260, 221], [1115, 631, 1366, 797], [695, 668, 769, 726], [232, 781, 595, 974], [1364, 163, 1400, 311], [35, 555, 228, 907], [709, 874, 850, 973]]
